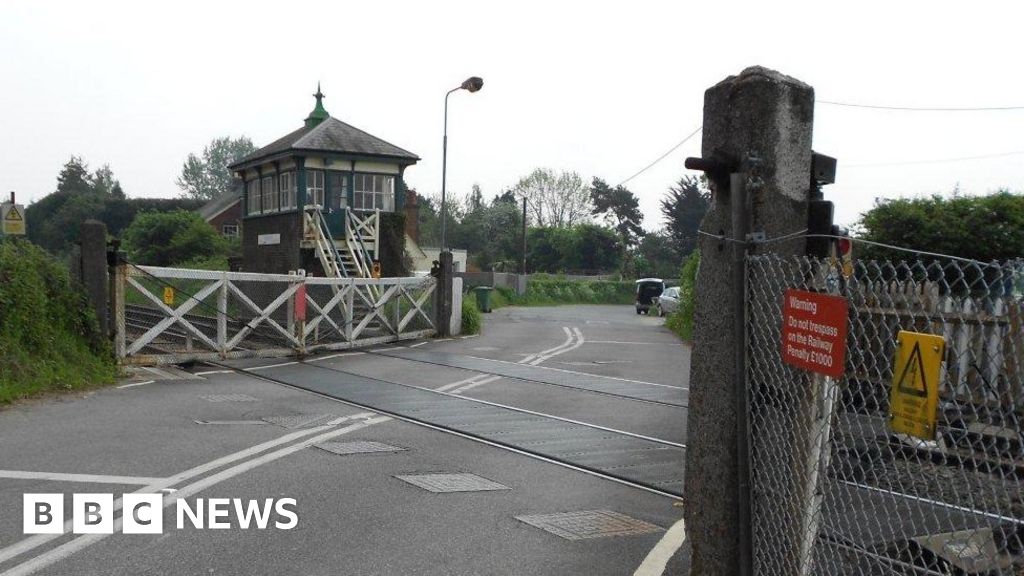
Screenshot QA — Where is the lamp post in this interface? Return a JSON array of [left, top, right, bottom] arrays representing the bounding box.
[[440, 76, 483, 252]]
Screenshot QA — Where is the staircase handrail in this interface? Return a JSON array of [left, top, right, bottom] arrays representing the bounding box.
[[346, 208, 375, 278]]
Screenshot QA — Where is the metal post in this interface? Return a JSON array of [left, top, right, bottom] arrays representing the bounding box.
[[521, 196, 528, 275], [731, 173, 753, 576], [440, 89, 456, 252], [344, 285, 354, 342], [217, 274, 228, 355], [113, 261, 127, 361]]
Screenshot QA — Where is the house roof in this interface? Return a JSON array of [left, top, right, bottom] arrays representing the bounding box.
[[198, 186, 241, 222], [230, 117, 420, 169]]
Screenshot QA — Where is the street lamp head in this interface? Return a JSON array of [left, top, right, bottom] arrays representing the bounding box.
[[460, 76, 484, 93]]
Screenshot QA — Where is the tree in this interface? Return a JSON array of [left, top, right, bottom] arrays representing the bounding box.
[[512, 168, 592, 228], [26, 157, 129, 254], [176, 136, 257, 201], [122, 210, 228, 266], [855, 190, 1024, 262], [634, 231, 681, 280], [90, 164, 125, 199], [661, 175, 710, 257], [591, 177, 645, 277]]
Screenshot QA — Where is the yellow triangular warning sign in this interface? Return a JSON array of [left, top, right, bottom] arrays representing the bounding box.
[[5, 206, 22, 221], [896, 342, 928, 397]]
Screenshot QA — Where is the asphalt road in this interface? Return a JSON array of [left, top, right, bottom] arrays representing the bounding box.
[[0, 304, 691, 576]]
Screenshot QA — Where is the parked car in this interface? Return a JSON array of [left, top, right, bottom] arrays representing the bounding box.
[[635, 278, 665, 315], [656, 286, 680, 316]]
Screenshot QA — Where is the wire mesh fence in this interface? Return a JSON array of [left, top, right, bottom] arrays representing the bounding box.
[[116, 264, 436, 365], [746, 254, 1024, 575]]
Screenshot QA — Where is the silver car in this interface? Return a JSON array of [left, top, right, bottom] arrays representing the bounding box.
[[656, 286, 680, 317]]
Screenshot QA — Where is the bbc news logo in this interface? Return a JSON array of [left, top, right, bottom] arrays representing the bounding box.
[[23, 494, 298, 534]]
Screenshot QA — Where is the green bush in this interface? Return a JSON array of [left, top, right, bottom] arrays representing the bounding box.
[[0, 239, 116, 403], [122, 210, 228, 267], [461, 296, 481, 335], [480, 279, 634, 308], [666, 250, 700, 341]]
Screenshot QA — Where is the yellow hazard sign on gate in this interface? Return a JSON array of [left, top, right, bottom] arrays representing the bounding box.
[[163, 286, 175, 306], [889, 330, 945, 440]]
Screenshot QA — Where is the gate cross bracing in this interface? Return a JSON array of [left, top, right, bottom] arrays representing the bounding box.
[[115, 264, 436, 366], [744, 255, 1024, 575]]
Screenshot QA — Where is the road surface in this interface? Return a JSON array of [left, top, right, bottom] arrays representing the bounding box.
[[0, 304, 691, 575]]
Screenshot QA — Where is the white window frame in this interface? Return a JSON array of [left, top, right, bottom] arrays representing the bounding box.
[[222, 224, 239, 237], [261, 176, 278, 213], [279, 172, 296, 210], [353, 174, 394, 212], [246, 179, 261, 215], [307, 170, 325, 209]]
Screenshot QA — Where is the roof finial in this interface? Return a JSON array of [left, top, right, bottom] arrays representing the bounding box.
[[305, 83, 330, 128]]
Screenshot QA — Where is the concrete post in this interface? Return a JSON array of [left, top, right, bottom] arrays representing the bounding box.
[[79, 220, 109, 339], [684, 66, 815, 576]]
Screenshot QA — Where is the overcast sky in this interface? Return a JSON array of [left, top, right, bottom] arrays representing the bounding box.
[[2, 1, 1021, 230]]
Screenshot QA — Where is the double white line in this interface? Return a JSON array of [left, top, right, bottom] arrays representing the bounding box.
[[0, 413, 389, 576], [437, 326, 584, 395], [521, 326, 584, 366]]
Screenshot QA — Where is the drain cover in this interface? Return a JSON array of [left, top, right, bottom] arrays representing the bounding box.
[[200, 393, 259, 403], [515, 510, 662, 540], [316, 441, 406, 456], [261, 414, 341, 429], [395, 473, 510, 493]]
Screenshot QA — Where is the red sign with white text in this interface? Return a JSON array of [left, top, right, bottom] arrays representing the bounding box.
[[780, 289, 848, 378]]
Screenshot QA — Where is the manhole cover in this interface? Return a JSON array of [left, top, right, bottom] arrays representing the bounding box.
[[200, 393, 259, 403], [261, 414, 341, 429], [316, 441, 406, 455], [395, 473, 510, 493], [515, 510, 662, 540]]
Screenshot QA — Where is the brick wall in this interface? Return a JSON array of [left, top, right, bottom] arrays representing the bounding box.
[[241, 212, 302, 273]]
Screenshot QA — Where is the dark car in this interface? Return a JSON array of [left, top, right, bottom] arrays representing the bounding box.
[[635, 278, 665, 315]]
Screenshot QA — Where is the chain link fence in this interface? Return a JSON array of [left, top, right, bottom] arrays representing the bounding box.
[[116, 264, 436, 365], [746, 254, 1024, 575]]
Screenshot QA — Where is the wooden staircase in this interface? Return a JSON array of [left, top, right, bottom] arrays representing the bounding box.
[[304, 207, 379, 280]]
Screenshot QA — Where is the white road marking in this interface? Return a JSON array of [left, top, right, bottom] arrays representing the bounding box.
[[529, 327, 584, 365], [434, 326, 587, 394], [0, 412, 376, 566], [369, 346, 405, 352], [0, 471, 165, 485], [588, 340, 672, 345], [633, 517, 687, 576], [434, 338, 453, 342], [436, 374, 488, 392], [307, 352, 366, 362], [0, 416, 391, 576], [459, 334, 478, 339], [246, 361, 299, 371], [408, 342, 428, 348], [116, 380, 154, 389], [463, 354, 687, 390], [193, 369, 235, 376], [450, 375, 501, 394], [529, 327, 574, 361]]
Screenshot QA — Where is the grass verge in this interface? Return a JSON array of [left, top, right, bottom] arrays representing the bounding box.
[[0, 239, 116, 404]]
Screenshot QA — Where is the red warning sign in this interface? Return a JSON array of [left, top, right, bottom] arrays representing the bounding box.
[[294, 284, 307, 322], [780, 289, 848, 378]]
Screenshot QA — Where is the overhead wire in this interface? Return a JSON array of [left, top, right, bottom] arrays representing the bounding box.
[[818, 100, 1024, 112], [616, 125, 702, 187]]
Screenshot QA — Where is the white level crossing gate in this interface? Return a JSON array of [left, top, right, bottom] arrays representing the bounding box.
[[114, 264, 436, 365]]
